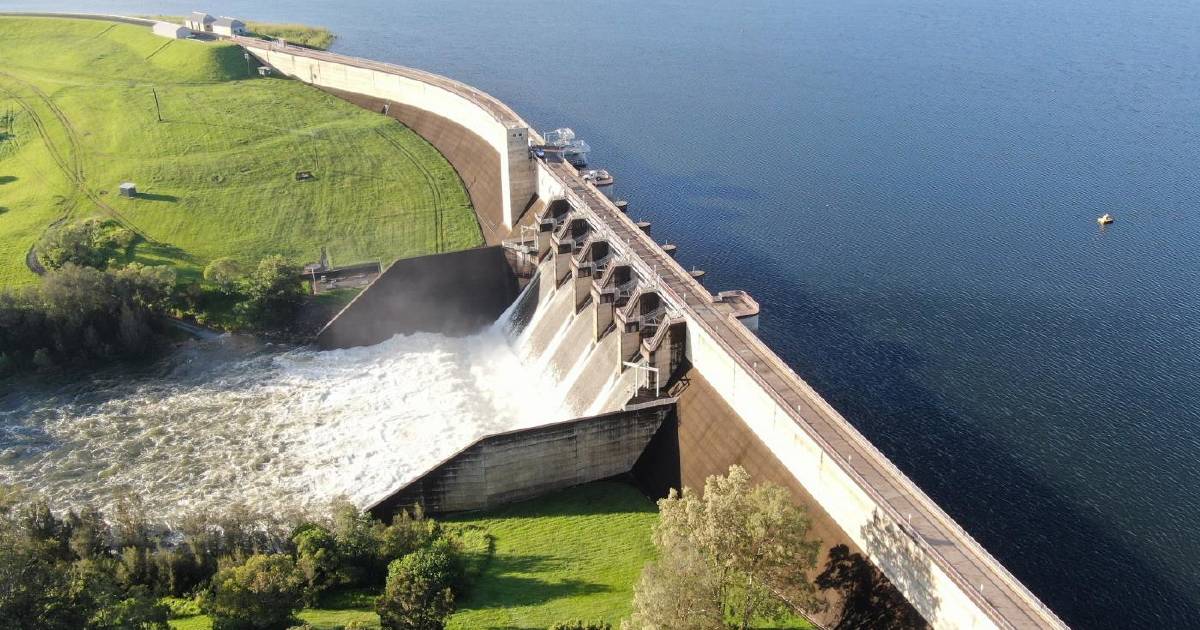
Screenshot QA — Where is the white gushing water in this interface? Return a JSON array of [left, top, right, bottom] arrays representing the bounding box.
[[0, 261, 637, 519]]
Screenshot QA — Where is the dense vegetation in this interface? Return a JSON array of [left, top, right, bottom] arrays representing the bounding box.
[[0, 17, 479, 290], [0, 263, 175, 374], [0, 490, 488, 630], [0, 218, 308, 375], [0, 476, 923, 630]]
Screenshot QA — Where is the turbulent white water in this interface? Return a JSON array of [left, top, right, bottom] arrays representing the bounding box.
[[0, 261, 640, 519], [0, 322, 567, 518]]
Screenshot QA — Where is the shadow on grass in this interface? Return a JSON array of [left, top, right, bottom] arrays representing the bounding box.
[[448, 481, 657, 523], [136, 192, 179, 202], [464, 553, 613, 610], [316, 586, 378, 611], [118, 239, 204, 284], [0, 175, 16, 185]]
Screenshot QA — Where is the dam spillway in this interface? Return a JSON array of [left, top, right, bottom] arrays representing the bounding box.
[[237, 35, 1069, 629]]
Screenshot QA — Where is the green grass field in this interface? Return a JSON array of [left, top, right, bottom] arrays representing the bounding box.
[[0, 17, 479, 287], [167, 482, 658, 630]]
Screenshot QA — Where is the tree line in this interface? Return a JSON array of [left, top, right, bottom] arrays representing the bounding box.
[[0, 219, 310, 377], [0, 489, 490, 630]]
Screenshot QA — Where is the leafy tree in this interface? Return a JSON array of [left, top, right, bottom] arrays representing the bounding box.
[[203, 554, 305, 630], [67, 506, 111, 560], [0, 264, 174, 372], [238, 255, 305, 329], [375, 539, 461, 630], [37, 219, 135, 270], [331, 503, 382, 585], [376, 506, 439, 570], [292, 525, 341, 600], [73, 559, 169, 630], [0, 525, 84, 629], [204, 258, 244, 294], [626, 465, 823, 630]]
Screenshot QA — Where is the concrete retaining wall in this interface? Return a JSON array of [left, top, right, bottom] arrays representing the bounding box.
[[317, 246, 517, 349], [370, 404, 670, 516]]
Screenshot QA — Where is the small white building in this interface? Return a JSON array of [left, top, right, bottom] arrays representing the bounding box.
[[184, 12, 215, 32], [212, 17, 247, 37], [152, 21, 192, 40]]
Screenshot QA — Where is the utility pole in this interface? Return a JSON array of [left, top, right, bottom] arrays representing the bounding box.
[[151, 88, 162, 123]]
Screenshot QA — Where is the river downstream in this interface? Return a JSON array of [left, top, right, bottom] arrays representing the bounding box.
[[0, 329, 565, 518]]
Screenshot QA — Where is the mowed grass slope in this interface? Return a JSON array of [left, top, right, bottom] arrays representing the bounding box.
[[446, 482, 658, 629], [166, 482, 658, 630], [0, 17, 479, 286]]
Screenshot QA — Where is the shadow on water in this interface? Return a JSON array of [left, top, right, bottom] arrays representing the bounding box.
[[721, 248, 1200, 628]]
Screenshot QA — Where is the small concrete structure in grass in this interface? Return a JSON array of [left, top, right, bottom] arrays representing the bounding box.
[[152, 21, 192, 40], [212, 17, 247, 37], [118, 182, 137, 198]]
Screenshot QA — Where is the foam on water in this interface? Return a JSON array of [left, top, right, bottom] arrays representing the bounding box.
[[0, 264, 637, 520], [0, 325, 566, 518]]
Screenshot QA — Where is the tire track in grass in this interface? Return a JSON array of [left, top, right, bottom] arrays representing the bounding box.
[[373, 126, 444, 253], [0, 71, 151, 241]]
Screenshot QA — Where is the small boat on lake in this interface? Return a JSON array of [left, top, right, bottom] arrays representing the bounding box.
[[1097, 213, 1114, 225]]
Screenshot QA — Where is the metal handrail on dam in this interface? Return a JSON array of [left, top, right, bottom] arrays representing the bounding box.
[[547, 162, 1067, 629]]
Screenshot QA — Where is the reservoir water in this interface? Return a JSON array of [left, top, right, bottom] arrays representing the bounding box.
[[2, 1, 1198, 627]]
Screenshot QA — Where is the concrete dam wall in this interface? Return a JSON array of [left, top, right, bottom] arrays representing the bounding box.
[[317, 246, 518, 349], [5, 14, 1069, 629], [370, 403, 670, 516], [237, 33, 1066, 630]]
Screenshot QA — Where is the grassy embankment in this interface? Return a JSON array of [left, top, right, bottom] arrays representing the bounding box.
[[0, 17, 478, 289], [168, 482, 659, 630]]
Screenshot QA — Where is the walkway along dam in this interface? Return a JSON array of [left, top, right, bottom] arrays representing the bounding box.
[[3, 14, 1065, 628], [235, 34, 1067, 630]]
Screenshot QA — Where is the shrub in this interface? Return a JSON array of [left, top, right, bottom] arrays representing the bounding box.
[[293, 525, 341, 600], [375, 540, 461, 630], [236, 255, 305, 329], [37, 218, 136, 270], [203, 554, 305, 630], [161, 596, 203, 619], [376, 506, 439, 569], [205, 258, 244, 294]]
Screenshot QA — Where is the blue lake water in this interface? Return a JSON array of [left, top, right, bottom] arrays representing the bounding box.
[[3, 1, 1199, 627]]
